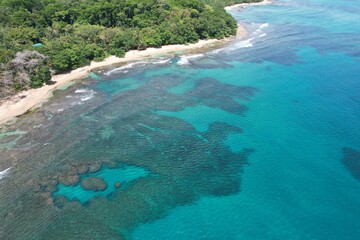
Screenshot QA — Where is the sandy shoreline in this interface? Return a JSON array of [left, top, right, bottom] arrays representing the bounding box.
[[225, 0, 272, 10], [0, 1, 266, 126]]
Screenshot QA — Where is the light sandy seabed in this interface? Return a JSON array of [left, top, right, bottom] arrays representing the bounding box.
[[0, 1, 270, 126]]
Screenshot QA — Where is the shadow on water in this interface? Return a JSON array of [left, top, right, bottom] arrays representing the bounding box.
[[342, 148, 360, 182]]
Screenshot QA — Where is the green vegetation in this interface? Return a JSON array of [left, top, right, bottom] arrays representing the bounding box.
[[0, 0, 259, 98]]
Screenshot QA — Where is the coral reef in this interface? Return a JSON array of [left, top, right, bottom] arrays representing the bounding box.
[[81, 177, 108, 191]]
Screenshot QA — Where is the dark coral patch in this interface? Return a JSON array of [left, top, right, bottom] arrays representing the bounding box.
[[0, 64, 258, 239], [187, 78, 257, 114], [342, 148, 360, 181], [81, 177, 108, 191]]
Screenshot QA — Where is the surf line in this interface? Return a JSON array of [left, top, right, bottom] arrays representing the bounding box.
[[0, 167, 11, 180]]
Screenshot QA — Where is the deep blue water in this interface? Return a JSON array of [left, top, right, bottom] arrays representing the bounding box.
[[131, 0, 360, 239], [1, 0, 360, 239]]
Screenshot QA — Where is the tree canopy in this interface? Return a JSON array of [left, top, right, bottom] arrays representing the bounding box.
[[0, 0, 259, 98]]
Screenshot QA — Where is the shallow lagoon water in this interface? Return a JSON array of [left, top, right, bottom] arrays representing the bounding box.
[[53, 166, 149, 204], [1, 0, 360, 239]]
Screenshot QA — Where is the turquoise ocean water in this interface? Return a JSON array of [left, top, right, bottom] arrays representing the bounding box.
[[132, 1, 360, 239], [1, 0, 360, 239]]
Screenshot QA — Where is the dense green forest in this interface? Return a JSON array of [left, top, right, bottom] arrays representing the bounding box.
[[0, 0, 259, 98]]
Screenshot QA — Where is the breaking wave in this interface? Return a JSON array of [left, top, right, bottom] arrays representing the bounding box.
[[225, 22, 269, 51], [75, 89, 89, 93], [177, 54, 205, 65], [255, 23, 269, 33], [75, 89, 97, 102], [260, 23, 269, 30], [0, 168, 11, 180], [105, 58, 171, 76], [233, 38, 255, 49]]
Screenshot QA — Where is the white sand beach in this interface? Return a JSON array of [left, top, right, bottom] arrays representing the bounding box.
[[0, 1, 268, 125]]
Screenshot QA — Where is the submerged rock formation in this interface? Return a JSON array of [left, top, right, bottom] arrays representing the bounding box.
[[81, 177, 107, 191], [342, 147, 360, 181], [59, 174, 80, 186], [114, 182, 122, 189], [88, 163, 102, 173]]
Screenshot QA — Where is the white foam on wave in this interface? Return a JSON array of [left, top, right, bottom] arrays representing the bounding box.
[[177, 58, 190, 66], [260, 23, 269, 29], [177, 54, 204, 65], [209, 23, 269, 54], [235, 38, 254, 48], [75, 89, 89, 93], [255, 23, 269, 34], [105, 58, 171, 76], [154, 58, 172, 65], [105, 62, 139, 76], [74, 88, 96, 102], [209, 48, 223, 54], [0, 168, 11, 180], [81, 96, 93, 102], [221, 37, 255, 53], [81, 90, 96, 102]]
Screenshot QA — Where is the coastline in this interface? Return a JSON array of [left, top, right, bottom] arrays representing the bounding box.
[[0, 1, 267, 126], [225, 0, 272, 10]]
